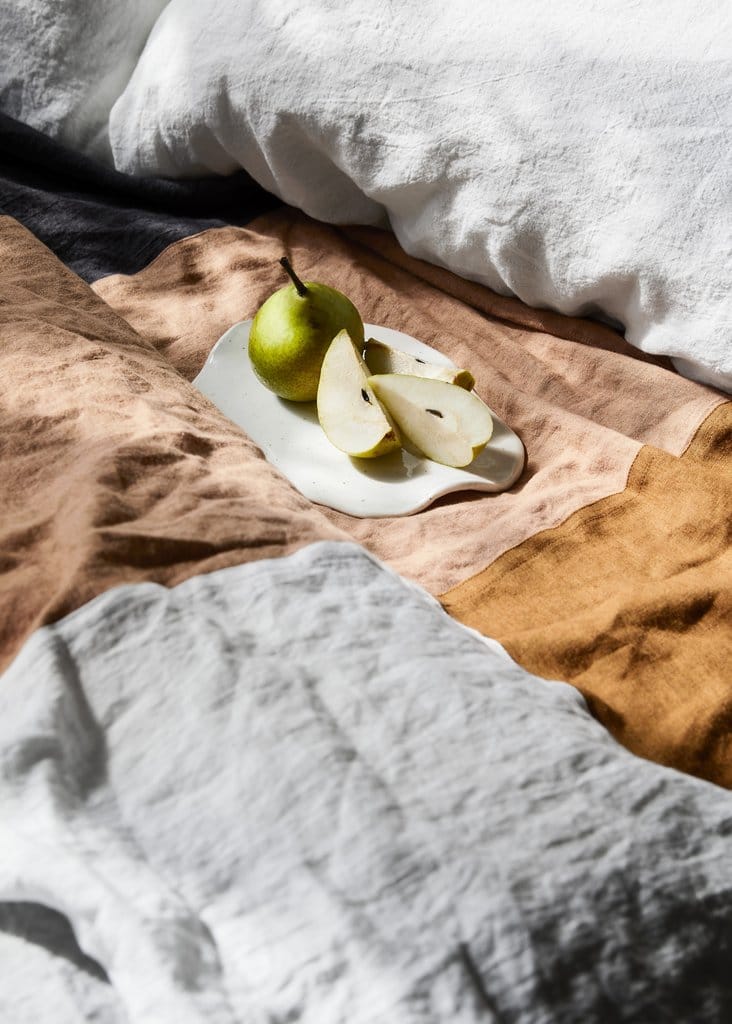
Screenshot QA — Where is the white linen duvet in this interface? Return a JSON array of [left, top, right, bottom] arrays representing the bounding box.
[[106, 0, 732, 391]]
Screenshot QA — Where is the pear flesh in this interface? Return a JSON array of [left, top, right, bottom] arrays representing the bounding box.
[[364, 338, 475, 391], [317, 331, 401, 459], [368, 373, 493, 468]]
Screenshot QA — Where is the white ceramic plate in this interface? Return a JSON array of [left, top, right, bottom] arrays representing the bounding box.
[[193, 322, 525, 517]]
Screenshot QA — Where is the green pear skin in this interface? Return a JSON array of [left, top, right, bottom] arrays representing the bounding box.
[[248, 271, 364, 402]]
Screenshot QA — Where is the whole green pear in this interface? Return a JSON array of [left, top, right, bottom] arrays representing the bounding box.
[[248, 258, 364, 402]]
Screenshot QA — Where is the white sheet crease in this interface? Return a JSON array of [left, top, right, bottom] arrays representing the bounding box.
[[1, 542, 731, 1022]]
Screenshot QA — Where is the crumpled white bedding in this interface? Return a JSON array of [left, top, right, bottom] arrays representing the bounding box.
[[0, 904, 124, 1024], [107, 0, 732, 392], [2, 542, 731, 1023], [0, 0, 170, 158]]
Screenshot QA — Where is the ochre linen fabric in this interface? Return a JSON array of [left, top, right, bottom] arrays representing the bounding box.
[[442, 402, 732, 787], [0, 216, 346, 672], [93, 209, 724, 594]]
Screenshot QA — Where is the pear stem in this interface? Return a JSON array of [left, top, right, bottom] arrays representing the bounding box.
[[280, 256, 308, 297]]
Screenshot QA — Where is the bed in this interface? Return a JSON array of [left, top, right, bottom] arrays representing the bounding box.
[[1, 3, 731, 1021]]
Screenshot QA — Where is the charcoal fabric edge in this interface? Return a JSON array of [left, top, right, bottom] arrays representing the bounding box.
[[0, 113, 281, 281]]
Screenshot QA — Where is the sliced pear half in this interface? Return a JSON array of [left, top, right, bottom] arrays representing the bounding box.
[[364, 338, 475, 391], [317, 331, 401, 458], [368, 373, 493, 468]]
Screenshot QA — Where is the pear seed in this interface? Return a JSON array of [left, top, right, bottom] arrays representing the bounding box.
[[426, 408, 443, 418], [361, 389, 372, 404]]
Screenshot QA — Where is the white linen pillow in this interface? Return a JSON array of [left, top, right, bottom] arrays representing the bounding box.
[[0, 0, 170, 159], [110, 0, 731, 391]]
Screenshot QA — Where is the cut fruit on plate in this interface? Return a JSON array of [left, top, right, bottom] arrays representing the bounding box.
[[368, 373, 494, 468], [193, 321, 525, 518], [317, 330, 401, 458], [364, 338, 475, 390]]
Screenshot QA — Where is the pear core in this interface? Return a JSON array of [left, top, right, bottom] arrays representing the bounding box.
[[248, 280, 364, 402]]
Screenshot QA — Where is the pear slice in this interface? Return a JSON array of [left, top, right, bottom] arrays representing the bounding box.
[[317, 331, 401, 458], [364, 338, 475, 391], [368, 373, 493, 468]]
